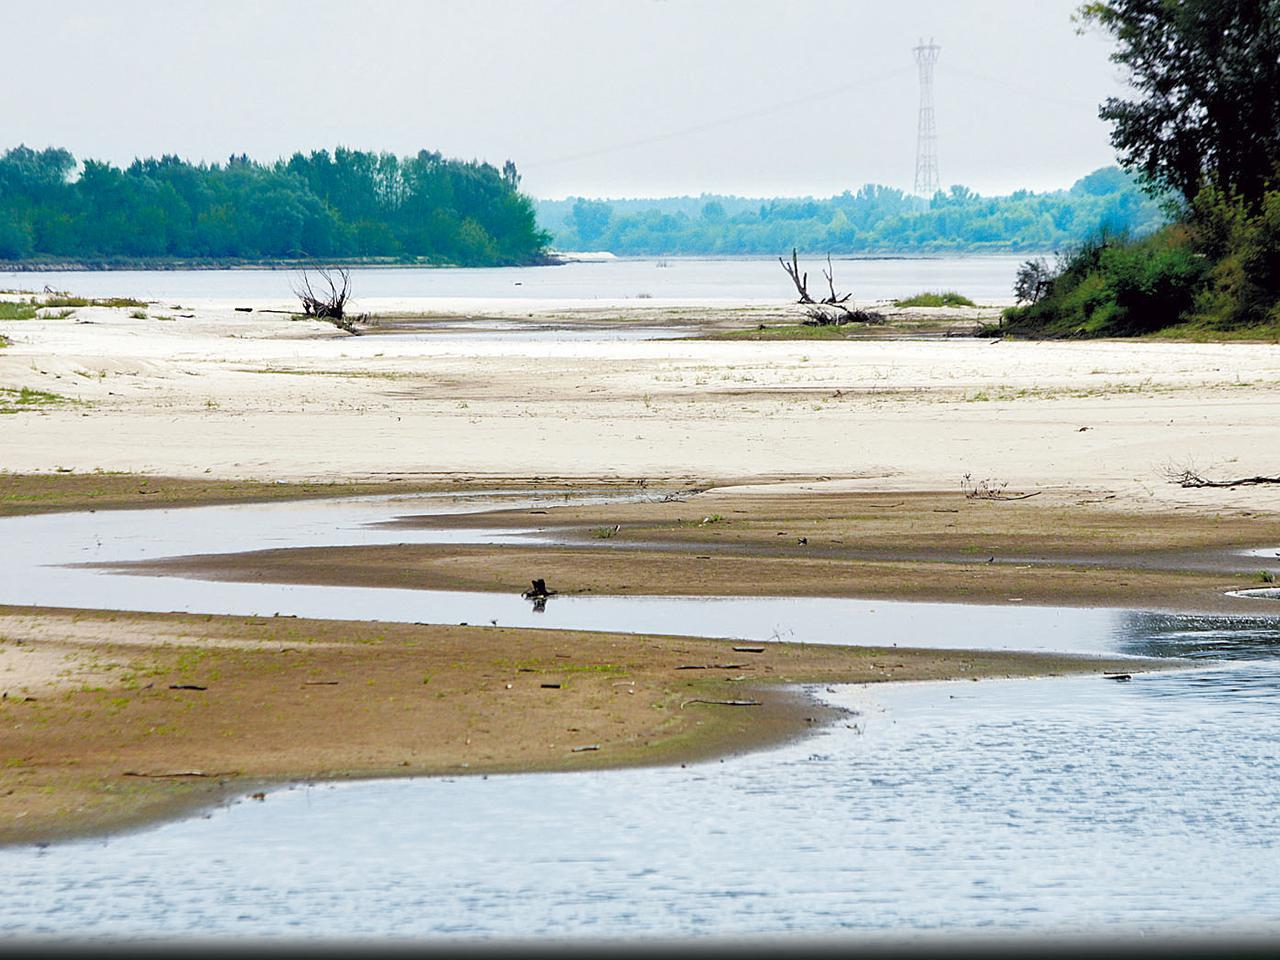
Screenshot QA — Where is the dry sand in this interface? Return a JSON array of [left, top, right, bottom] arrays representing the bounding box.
[[3, 299, 1280, 513], [3, 295, 1279, 842]]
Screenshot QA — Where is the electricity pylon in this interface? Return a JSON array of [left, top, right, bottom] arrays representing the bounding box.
[[913, 38, 941, 197]]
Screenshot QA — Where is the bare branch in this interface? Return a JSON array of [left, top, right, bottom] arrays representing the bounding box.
[[778, 248, 815, 303], [821, 254, 853, 304], [292, 266, 359, 333]]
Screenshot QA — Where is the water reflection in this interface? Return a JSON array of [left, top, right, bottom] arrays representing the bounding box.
[[1111, 610, 1280, 661]]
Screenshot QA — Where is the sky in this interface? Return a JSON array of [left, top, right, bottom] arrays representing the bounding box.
[[4, 0, 1131, 200]]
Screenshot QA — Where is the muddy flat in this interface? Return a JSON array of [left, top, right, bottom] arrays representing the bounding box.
[[0, 604, 1156, 845]]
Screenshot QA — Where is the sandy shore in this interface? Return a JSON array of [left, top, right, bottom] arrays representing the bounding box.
[[0, 604, 1156, 844], [3, 298, 1280, 512], [4, 294, 1279, 842]]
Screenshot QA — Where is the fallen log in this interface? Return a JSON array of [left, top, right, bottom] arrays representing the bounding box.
[[680, 698, 762, 709], [1173, 471, 1280, 488]]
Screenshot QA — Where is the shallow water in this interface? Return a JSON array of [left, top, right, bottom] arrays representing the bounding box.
[[3, 493, 1273, 659], [0, 256, 1023, 303], [4, 494, 1280, 941], [5, 669, 1280, 942]]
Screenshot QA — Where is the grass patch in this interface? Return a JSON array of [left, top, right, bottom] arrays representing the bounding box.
[[0, 300, 38, 321], [1145, 317, 1280, 342], [42, 296, 148, 309], [0, 387, 80, 414], [710, 324, 864, 341], [894, 291, 977, 308]]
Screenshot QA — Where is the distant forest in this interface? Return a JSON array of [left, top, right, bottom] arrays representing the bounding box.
[[0, 146, 549, 266], [536, 167, 1166, 256]]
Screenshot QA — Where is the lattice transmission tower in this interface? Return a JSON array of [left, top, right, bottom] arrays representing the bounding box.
[[913, 38, 941, 197]]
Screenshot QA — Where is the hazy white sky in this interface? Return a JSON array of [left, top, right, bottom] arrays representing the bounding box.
[[5, 0, 1129, 199]]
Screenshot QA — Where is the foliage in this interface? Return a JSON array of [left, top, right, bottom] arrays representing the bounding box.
[[1001, 226, 1208, 337], [0, 300, 38, 320], [1079, 0, 1280, 207], [1001, 3, 1280, 340], [893, 291, 975, 308], [1013, 258, 1053, 304], [0, 146, 548, 266], [536, 167, 1165, 255], [1185, 185, 1280, 329]]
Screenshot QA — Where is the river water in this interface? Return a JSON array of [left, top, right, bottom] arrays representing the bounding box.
[[3, 493, 1280, 942], [0, 256, 1024, 303]]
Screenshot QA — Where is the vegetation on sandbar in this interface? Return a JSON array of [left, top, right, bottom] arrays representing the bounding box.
[[1000, 0, 1280, 340]]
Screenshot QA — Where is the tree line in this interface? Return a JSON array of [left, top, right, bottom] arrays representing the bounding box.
[[0, 146, 549, 266], [536, 167, 1165, 256]]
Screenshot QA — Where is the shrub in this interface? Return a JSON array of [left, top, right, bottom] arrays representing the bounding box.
[[1188, 186, 1280, 329], [894, 290, 977, 308], [1002, 226, 1207, 336], [0, 300, 38, 320]]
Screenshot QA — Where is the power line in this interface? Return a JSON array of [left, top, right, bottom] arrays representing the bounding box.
[[523, 64, 915, 170]]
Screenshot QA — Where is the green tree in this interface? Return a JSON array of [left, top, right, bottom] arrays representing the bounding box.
[[569, 199, 613, 248], [1080, 0, 1280, 206]]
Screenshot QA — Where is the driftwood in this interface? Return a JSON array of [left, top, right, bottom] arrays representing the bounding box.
[[123, 770, 218, 778], [802, 304, 885, 326], [291, 267, 360, 333], [779, 248, 815, 303], [732, 646, 765, 653], [961, 474, 1041, 501], [168, 684, 207, 691], [821, 254, 853, 304], [571, 744, 600, 753], [680, 698, 762, 709], [675, 663, 746, 670], [1170, 469, 1280, 489]]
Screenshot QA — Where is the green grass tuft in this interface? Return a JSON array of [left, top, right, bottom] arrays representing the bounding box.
[[894, 291, 977, 308], [0, 387, 82, 414], [0, 300, 38, 321]]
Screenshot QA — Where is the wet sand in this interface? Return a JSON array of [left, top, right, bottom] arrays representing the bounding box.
[[113, 488, 1280, 614], [0, 604, 1155, 845]]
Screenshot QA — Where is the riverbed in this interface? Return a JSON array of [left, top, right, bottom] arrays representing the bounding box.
[[2, 493, 1279, 941]]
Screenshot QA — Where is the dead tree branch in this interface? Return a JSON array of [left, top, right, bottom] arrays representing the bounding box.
[[802, 304, 885, 326], [1167, 468, 1280, 488], [779, 248, 815, 303], [292, 267, 358, 333], [961, 473, 1041, 501], [821, 254, 853, 304]]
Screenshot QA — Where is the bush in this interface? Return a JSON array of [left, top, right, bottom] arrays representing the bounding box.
[[1188, 186, 1280, 329], [893, 290, 977, 308], [1013, 258, 1053, 304], [1002, 227, 1207, 336]]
